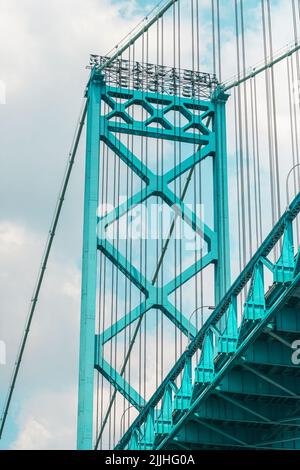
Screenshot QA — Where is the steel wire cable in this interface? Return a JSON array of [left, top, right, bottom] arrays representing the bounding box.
[[140, 23, 145, 417], [267, 0, 281, 223], [211, 0, 216, 77], [261, 0, 276, 242], [99, 87, 110, 448], [155, 15, 159, 394], [240, 0, 253, 259], [234, 0, 247, 273], [161, 13, 164, 385], [287, 56, 299, 248], [173, 1, 178, 363], [196, 0, 204, 355], [129, 41, 135, 437], [96, 95, 108, 446], [113, 50, 123, 447], [253, 75, 263, 245], [144, 27, 150, 407], [216, 0, 221, 82], [178, 0, 183, 358], [191, 0, 198, 346], [290, 1, 300, 213], [233, 86, 243, 313], [124, 44, 132, 438], [250, 77, 259, 250]]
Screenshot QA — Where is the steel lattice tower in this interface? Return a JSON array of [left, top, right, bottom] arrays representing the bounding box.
[[77, 58, 230, 449]]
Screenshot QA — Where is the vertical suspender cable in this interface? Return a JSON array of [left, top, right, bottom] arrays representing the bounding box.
[[211, 0, 216, 76], [178, 0, 183, 357], [253, 75, 263, 245], [234, 0, 246, 271], [161, 13, 164, 384], [250, 77, 259, 250], [287, 56, 299, 243], [233, 87, 243, 282], [216, 0, 221, 82], [261, 0, 276, 237], [240, 0, 252, 259], [173, 1, 178, 363], [96, 95, 107, 444], [267, 0, 281, 222]]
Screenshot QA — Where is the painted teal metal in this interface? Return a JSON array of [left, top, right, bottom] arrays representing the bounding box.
[[218, 296, 238, 354], [173, 357, 192, 412], [194, 329, 215, 384], [243, 260, 265, 321], [140, 409, 155, 450], [155, 384, 173, 436], [77, 65, 231, 448], [273, 221, 294, 283]]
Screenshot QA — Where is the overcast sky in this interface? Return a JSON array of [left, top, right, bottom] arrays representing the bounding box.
[[0, 0, 298, 450]]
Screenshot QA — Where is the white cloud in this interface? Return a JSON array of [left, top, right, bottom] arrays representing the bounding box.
[[0, 220, 81, 449], [12, 419, 52, 450], [11, 387, 77, 449]]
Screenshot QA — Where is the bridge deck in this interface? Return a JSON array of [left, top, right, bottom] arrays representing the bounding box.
[[116, 193, 300, 451], [163, 283, 300, 450]]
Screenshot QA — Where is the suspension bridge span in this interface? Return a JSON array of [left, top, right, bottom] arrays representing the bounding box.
[[1, 0, 300, 451]]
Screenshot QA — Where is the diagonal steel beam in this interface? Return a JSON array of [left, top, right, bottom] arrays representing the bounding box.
[[97, 238, 152, 294], [192, 415, 249, 447], [265, 328, 293, 349], [255, 434, 300, 449], [95, 358, 145, 411]]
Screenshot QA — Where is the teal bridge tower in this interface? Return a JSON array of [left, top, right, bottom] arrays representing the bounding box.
[[78, 57, 231, 449]]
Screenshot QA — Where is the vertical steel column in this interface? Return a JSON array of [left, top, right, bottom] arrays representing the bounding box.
[[213, 89, 231, 303], [77, 71, 102, 450]]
